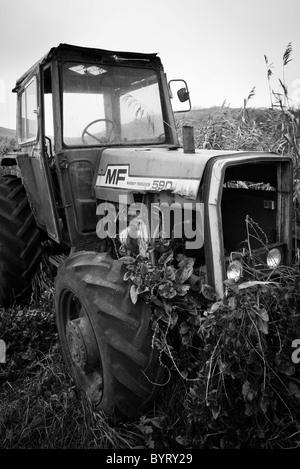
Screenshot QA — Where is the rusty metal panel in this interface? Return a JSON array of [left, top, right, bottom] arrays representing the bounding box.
[[17, 151, 61, 242], [54, 148, 101, 246]]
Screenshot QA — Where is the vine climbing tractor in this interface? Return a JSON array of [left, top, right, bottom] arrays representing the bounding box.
[[0, 44, 293, 419]]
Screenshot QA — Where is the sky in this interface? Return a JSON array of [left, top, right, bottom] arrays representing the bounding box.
[[0, 0, 300, 129]]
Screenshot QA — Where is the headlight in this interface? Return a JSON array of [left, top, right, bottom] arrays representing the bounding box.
[[227, 260, 243, 281], [267, 248, 281, 268]]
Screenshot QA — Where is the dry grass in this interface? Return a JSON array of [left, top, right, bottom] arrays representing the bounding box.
[[1, 242, 299, 449]]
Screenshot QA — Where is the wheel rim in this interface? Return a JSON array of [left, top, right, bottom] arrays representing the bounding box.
[[59, 289, 103, 407]]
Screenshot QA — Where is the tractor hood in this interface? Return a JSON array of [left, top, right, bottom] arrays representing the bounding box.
[[95, 147, 250, 200]]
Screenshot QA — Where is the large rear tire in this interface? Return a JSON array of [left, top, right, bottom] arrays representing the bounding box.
[[0, 175, 42, 306], [54, 251, 165, 420]]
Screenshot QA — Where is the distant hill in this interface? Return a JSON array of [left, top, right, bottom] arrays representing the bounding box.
[[0, 127, 16, 139]]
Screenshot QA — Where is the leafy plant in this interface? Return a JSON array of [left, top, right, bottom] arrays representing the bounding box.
[[119, 210, 300, 449], [121, 251, 196, 304], [183, 274, 300, 448]]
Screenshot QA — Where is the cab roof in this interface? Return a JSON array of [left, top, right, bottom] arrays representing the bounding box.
[[13, 43, 160, 92]]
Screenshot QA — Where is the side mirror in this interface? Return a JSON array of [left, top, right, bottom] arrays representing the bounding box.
[[168, 79, 191, 113], [177, 87, 189, 103]]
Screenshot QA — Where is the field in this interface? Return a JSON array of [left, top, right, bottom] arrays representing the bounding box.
[[0, 105, 300, 449]]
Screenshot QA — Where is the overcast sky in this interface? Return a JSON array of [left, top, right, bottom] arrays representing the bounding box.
[[0, 0, 299, 128]]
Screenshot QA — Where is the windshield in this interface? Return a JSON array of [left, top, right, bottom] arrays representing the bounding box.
[[62, 62, 165, 146]]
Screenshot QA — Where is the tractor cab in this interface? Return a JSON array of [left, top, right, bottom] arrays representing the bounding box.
[[11, 43, 190, 247]]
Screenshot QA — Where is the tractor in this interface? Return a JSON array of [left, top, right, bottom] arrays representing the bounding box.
[[0, 43, 293, 419]]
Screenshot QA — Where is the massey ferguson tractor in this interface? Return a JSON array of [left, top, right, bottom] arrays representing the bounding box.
[[0, 44, 293, 419]]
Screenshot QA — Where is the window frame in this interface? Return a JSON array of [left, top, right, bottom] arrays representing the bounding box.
[[61, 60, 165, 148], [19, 76, 39, 144]]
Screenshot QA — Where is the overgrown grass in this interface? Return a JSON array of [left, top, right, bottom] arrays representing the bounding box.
[[1, 246, 300, 449]]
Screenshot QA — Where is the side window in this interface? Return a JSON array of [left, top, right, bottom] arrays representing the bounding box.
[[20, 77, 38, 142]]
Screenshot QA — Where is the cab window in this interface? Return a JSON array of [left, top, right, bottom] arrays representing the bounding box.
[[62, 62, 165, 146], [20, 77, 38, 143]]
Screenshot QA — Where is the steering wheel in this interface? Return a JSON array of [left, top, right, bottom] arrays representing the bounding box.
[[81, 118, 116, 144]]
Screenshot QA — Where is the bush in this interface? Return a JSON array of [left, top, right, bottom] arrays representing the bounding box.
[[0, 136, 17, 156]]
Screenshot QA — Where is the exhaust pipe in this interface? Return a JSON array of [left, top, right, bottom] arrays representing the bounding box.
[[182, 125, 195, 154]]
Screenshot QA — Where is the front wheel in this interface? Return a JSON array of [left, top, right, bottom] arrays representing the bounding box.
[[54, 251, 165, 420]]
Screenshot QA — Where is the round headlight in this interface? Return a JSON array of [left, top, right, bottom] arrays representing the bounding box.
[[267, 248, 281, 268], [227, 260, 243, 281]]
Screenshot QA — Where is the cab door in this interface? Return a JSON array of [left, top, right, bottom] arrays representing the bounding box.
[[16, 70, 62, 244]]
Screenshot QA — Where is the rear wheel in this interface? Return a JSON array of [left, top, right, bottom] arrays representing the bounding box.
[[0, 175, 42, 306], [54, 251, 165, 420]]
